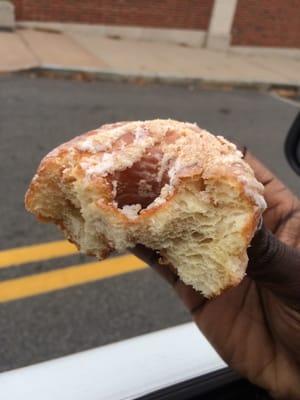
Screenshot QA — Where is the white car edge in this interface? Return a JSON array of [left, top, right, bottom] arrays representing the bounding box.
[[0, 322, 228, 400]]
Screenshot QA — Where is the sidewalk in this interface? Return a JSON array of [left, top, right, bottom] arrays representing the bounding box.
[[1, 28, 300, 87]]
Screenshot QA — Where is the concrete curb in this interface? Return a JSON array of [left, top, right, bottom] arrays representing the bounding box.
[[9, 65, 299, 92]]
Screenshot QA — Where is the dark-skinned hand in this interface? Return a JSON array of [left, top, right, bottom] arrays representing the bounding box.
[[132, 151, 300, 399]]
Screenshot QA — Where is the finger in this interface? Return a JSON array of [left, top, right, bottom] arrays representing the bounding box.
[[235, 144, 291, 199], [244, 151, 296, 203], [131, 245, 177, 285], [244, 151, 299, 232], [131, 245, 207, 312], [244, 150, 281, 187], [247, 225, 300, 308]]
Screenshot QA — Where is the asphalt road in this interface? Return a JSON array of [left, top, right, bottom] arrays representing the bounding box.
[[0, 75, 299, 372]]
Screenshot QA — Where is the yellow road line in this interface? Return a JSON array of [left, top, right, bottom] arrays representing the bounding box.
[[0, 254, 147, 303], [0, 240, 77, 268]]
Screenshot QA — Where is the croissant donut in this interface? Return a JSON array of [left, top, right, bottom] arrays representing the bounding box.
[[25, 119, 266, 297]]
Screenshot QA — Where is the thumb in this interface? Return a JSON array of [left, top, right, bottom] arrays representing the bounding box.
[[247, 225, 300, 307]]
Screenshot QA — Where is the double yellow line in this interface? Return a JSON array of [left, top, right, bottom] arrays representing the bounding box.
[[0, 241, 147, 303]]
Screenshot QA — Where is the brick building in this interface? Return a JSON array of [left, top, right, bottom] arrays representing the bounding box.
[[11, 0, 300, 53]]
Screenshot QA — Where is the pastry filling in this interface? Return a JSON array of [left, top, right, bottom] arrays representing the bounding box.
[[78, 125, 182, 219], [110, 146, 171, 217]]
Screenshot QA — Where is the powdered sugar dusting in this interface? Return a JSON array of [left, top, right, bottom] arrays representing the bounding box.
[[146, 196, 166, 209], [75, 120, 266, 217], [120, 204, 142, 219], [217, 135, 237, 152], [77, 124, 133, 154], [81, 153, 114, 176], [80, 121, 164, 180], [76, 139, 106, 153], [239, 176, 267, 210], [168, 158, 183, 185], [146, 183, 174, 210], [245, 187, 267, 210], [112, 180, 118, 198], [134, 126, 147, 144]]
